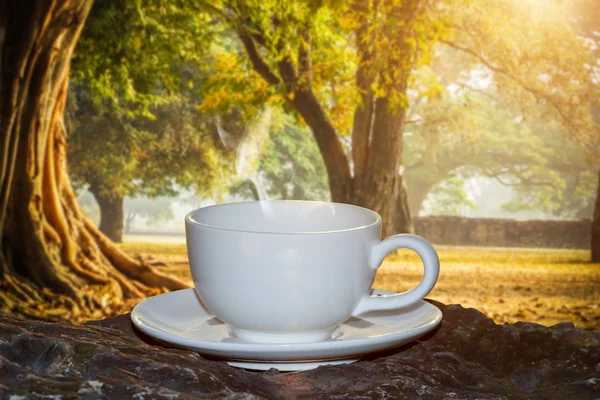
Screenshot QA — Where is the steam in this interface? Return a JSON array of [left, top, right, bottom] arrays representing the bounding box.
[[215, 109, 274, 215]]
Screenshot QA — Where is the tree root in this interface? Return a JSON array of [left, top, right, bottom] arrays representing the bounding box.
[[0, 73, 190, 324]]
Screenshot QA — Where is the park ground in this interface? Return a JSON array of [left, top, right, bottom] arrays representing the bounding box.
[[120, 243, 600, 331]]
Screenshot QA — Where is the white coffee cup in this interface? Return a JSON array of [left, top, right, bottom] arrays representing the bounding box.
[[185, 200, 439, 344]]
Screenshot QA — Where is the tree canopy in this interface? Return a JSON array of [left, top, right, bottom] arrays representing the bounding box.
[[200, 0, 598, 235], [404, 47, 598, 218], [66, 0, 232, 241]]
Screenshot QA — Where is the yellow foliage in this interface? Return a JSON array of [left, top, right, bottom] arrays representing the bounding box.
[[199, 47, 275, 120], [203, 0, 597, 155]]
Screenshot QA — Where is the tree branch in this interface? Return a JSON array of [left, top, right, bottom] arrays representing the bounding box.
[[484, 167, 555, 188], [276, 59, 298, 86], [236, 29, 280, 86], [298, 28, 312, 85], [406, 159, 425, 171], [232, 11, 351, 193], [440, 39, 574, 127], [454, 82, 501, 102]]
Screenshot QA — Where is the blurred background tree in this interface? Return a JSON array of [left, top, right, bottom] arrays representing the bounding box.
[[124, 197, 176, 233], [404, 64, 596, 219], [67, 1, 232, 242]]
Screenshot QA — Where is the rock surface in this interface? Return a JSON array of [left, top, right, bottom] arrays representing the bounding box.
[[0, 300, 598, 399]]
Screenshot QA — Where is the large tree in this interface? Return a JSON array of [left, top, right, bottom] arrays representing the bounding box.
[[68, 90, 228, 242], [67, 1, 230, 242], [203, 0, 596, 236], [202, 0, 436, 235], [0, 0, 187, 322]]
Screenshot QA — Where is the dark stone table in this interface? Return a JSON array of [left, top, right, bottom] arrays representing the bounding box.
[[0, 301, 598, 399]]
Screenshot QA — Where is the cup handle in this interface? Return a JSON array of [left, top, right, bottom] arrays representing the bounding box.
[[351, 234, 440, 316]]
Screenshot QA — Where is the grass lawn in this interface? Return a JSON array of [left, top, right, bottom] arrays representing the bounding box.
[[119, 243, 600, 331]]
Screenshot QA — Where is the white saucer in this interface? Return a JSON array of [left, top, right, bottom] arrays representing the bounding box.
[[131, 288, 442, 371]]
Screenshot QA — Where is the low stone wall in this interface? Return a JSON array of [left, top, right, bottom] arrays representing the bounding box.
[[414, 216, 590, 249]]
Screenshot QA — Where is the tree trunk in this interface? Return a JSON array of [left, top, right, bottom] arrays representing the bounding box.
[[405, 175, 439, 217], [289, 89, 352, 202], [407, 183, 428, 217], [124, 212, 135, 234], [592, 170, 600, 262], [342, 0, 421, 237], [286, 82, 412, 237], [351, 96, 411, 237], [247, 178, 260, 200], [89, 187, 124, 243], [236, 1, 420, 238], [0, 0, 187, 323], [396, 173, 414, 233]]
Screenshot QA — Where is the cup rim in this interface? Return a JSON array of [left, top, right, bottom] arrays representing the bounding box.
[[185, 200, 382, 235]]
